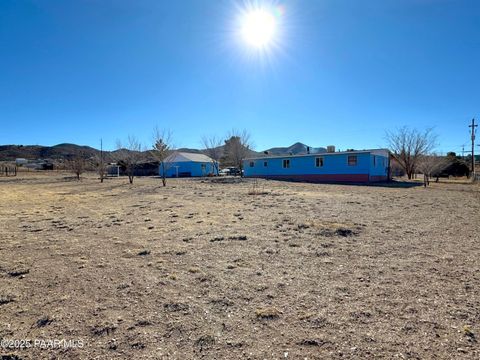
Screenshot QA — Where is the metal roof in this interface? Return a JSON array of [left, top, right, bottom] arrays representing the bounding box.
[[244, 148, 389, 161], [165, 152, 215, 163]]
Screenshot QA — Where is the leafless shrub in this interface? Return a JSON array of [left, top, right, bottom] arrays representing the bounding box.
[[248, 178, 269, 195]]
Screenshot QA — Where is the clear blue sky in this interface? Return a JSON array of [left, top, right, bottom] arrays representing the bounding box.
[[1, 0, 479, 153]]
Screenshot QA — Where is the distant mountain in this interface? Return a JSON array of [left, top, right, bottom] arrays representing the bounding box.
[[176, 148, 202, 154], [263, 142, 327, 156], [0, 144, 102, 161]]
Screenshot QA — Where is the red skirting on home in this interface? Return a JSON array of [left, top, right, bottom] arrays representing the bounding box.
[[246, 173, 373, 183], [368, 175, 388, 182]]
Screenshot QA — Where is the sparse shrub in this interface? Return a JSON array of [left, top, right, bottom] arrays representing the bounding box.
[[164, 302, 189, 312], [0, 295, 15, 306], [195, 334, 215, 350], [298, 311, 316, 320], [297, 339, 326, 347], [248, 178, 269, 195], [463, 325, 476, 341], [36, 316, 53, 328], [7, 268, 29, 277]]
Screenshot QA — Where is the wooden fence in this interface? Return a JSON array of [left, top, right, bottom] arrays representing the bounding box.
[[0, 166, 17, 177]]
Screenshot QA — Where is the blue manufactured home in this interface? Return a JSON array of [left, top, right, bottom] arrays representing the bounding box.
[[159, 152, 218, 178], [243, 149, 390, 183]]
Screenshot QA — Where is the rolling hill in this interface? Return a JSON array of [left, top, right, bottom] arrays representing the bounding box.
[[0, 142, 327, 162], [0, 144, 101, 161]]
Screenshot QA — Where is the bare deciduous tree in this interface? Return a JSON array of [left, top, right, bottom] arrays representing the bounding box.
[[67, 152, 87, 180], [96, 157, 107, 183], [417, 154, 452, 187], [201, 135, 222, 175], [94, 151, 107, 183], [115, 136, 144, 184], [151, 127, 173, 186], [224, 129, 253, 176], [385, 127, 437, 179]]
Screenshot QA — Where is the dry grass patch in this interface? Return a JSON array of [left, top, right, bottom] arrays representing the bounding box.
[[0, 294, 15, 306], [298, 220, 362, 237], [256, 307, 282, 319]]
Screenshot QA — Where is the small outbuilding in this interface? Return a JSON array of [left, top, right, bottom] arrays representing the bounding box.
[[160, 152, 218, 178], [15, 158, 28, 166], [243, 149, 390, 183]]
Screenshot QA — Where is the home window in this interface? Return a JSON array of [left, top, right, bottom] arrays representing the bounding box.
[[348, 155, 357, 166], [282, 159, 290, 168], [373, 156, 376, 167], [264, 161, 268, 167], [249, 161, 254, 167], [315, 157, 324, 167]]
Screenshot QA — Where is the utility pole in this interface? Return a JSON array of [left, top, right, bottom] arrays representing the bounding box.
[[468, 118, 478, 178], [469, 118, 477, 177], [100, 138, 104, 183]]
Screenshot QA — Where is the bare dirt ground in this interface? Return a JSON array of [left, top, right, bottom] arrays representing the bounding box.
[[0, 173, 479, 359]]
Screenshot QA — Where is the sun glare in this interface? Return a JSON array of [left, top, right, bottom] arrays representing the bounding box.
[[229, 1, 287, 65], [241, 9, 277, 48]]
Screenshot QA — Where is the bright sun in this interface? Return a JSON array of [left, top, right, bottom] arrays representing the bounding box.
[[241, 9, 277, 48]]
